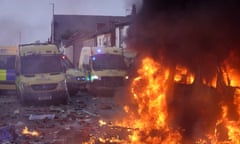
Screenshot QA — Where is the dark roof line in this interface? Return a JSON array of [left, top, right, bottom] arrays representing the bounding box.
[[54, 14, 126, 17]]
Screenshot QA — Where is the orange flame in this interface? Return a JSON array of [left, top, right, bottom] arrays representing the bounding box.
[[215, 53, 240, 143], [99, 119, 107, 127], [174, 65, 195, 84], [199, 52, 240, 143], [209, 105, 240, 144], [116, 56, 240, 143], [22, 126, 39, 137], [223, 51, 240, 87], [115, 57, 182, 143]]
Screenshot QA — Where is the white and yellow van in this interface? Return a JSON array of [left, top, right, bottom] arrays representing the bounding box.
[[0, 46, 18, 91], [15, 43, 69, 105], [79, 46, 128, 95]]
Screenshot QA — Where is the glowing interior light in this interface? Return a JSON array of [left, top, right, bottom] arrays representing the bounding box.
[[92, 57, 96, 61]]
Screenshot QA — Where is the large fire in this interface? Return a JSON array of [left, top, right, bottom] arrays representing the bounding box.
[[113, 57, 182, 143], [94, 0, 240, 143], [112, 55, 240, 143]]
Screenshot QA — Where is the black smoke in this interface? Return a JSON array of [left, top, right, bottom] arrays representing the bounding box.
[[128, 0, 240, 81]]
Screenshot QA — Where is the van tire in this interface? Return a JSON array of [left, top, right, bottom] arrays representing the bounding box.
[[56, 91, 69, 105], [16, 88, 27, 105], [19, 94, 28, 106], [67, 86, 79, 96], [16, 87, 21, 100], [57, 96, 68, 105]]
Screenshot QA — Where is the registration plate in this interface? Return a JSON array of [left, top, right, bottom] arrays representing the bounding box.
[[38, 95, 52, 100]]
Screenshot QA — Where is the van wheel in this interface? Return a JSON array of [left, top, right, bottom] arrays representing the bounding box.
[[16, 88, 26, 105], [16, 88, 21, 100], [56, 93, 69, 105], [19, 96, 26, 105], [19, 93, 28, 106], [57, 97, 68, 105], [86, 83, 91, 92]]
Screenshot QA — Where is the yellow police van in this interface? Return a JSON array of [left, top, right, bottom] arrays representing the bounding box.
[[15, 43, 69, 105], [61, 54, 86, 95], [0, 46, 18, 92], [79, 46, 128, 95]]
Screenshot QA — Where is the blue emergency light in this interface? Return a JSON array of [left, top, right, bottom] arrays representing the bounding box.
[[97, 49, 101, 53]]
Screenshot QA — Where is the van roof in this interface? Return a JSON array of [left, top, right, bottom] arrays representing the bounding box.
[[19, 43, 60, 56]]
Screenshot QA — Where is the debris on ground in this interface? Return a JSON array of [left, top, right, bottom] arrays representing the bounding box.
[[0, 92, 124, 143]]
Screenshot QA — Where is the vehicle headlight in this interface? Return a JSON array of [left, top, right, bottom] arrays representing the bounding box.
[[125, 75, 129, 80], [21, 82, 31, 91], [92, 75, 101, 80], [76, 76, 85, 81], [67, 75, 86, 81]]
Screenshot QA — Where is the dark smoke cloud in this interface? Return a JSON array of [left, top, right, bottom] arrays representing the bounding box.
[[128, 0, 240, 81]]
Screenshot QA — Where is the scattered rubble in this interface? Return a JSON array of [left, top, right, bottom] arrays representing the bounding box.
[[0, 92, 125, 144]]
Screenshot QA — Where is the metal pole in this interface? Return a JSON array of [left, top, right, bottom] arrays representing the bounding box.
[[18, 32, 21, 45], [50, 3, 55, 43]]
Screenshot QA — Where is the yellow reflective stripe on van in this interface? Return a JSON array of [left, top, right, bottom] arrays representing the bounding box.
[[0, 69, 7, 80]]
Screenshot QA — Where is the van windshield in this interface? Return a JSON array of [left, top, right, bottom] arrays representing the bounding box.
[[0, 55, 16, 69], [91, 54, 126, 70], [21, 55, 64, 75]]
